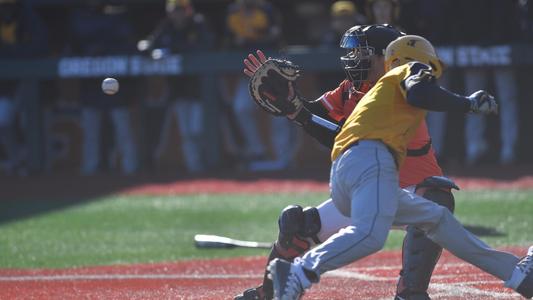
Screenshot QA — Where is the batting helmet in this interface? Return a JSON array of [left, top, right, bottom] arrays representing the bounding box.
[[384, 35, 444, 78], [339, 24, 404, 90]]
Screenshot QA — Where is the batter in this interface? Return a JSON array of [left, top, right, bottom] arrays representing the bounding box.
[[268, 35, 533, 300]]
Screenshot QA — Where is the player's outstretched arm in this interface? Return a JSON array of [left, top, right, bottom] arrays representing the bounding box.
[[403, 64, 498, 115], [407, 80, 498, 115], [244, 50, 342, 149]]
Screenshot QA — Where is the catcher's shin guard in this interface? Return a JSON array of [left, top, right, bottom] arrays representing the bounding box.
[[251, 205, 321, 300], [396, 227, 441, 299], [396, 177, 458, 299], [234, 286, 265, 300]]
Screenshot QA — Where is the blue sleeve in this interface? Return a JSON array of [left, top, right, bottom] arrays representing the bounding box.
[[406, 80, 471, 112], [402, 63, 471, 112]]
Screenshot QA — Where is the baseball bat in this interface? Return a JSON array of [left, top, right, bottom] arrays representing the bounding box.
[[194, 234, 273, 249]]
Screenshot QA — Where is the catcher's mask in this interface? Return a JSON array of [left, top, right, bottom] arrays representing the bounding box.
[[340, 24, 403, 90]]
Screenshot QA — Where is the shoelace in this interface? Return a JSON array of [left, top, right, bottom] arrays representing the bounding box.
[[283, 272, 304, 298], [517, 253, 533, 275]]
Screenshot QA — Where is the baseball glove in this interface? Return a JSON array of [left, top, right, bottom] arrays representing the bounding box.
[[248, 58, 303, 116]]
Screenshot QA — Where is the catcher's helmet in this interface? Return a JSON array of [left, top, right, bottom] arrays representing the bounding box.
[[384, 35, 444, 78], [340, 24, 403, 90]]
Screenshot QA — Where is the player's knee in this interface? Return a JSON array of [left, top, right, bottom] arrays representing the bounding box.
[[364, 232, 388, 254], [416, 176, 458, 213], [354, 225, 389, 254], [423, 188, 455, 213], [278, 205, 321, 240]]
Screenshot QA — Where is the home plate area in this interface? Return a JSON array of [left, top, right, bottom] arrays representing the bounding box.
[[0, 248, 526, 299]]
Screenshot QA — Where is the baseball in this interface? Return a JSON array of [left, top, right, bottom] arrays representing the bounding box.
[[102, 77, 119, 95]]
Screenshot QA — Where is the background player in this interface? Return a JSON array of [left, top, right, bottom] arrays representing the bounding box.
[[267, 34, 533, 300], [236, 24, 458, 300]]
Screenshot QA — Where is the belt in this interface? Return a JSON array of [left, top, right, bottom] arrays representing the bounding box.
[[344, 140, 359, 151], [341, 139, 398, 168], [338, 140, 359, 157], [406, 139, 432, 157]]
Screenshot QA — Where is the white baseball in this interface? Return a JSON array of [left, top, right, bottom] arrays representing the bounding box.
[[102, 77, 119, 95]]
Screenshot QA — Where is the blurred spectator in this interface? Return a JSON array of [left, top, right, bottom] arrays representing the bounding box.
[[404, 0, 455, 159], [137, 0, 214, 173], [224, 0, 298, 171], [137, 75, 168, 171], [366, 0, 400, 27], [453, 0, 521, 165], [0, 0, 48, 175], [401, 0, 451, 44], [317, 1, 367, 94], [321, 1, 367, 48], [0, 91, 23, 175], [225, 0, 281, 49], [519, 0, 533, 42], [68, 3, 138, 175]]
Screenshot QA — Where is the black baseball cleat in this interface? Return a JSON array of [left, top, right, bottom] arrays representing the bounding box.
[[506, 246, 533, 299], [394, 291, 431, 300], [234, 286, 266, 300], [267, 258, 311, 300]]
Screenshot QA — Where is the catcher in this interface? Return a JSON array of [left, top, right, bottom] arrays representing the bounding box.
[[235, 24, 457, 300]]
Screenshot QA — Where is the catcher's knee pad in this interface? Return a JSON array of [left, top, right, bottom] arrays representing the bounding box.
[[416, 176, 459, 212], [275, 205, 321, 259]]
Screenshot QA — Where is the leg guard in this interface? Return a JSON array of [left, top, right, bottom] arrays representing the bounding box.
[[396, 177, 458, 299], [277, 205, 321, 251], [415, 176, 459, 212], [233, 287, 265, 300], [245, 205, 321, 300]]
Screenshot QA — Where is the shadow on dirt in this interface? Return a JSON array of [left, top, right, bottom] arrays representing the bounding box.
[[0, 168, 328, 225], [1, 163, 531, 226], [463, 224, 506, 237]]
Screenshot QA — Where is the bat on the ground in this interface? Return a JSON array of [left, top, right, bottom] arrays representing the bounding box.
[[194, 234, 273, 249]]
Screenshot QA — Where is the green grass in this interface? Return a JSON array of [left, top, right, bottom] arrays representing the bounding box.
[[0, 190, 532, 269]]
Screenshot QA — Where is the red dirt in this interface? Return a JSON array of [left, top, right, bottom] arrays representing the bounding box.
[[0, 248, 527, 299], [122, 179, 330, 195], [121, 176, 533, 195]]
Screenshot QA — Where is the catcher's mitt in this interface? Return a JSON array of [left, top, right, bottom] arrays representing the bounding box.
[[248, 58, 303, 116]]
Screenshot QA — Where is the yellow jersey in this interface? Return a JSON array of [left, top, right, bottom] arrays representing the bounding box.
[[331, 62, 432, 167]]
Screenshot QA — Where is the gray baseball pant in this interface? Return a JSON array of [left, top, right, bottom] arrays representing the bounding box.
[[299, 140, 519, 282]]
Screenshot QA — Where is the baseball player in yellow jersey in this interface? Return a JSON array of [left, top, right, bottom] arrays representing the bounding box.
[[268, 35, 533, 300]]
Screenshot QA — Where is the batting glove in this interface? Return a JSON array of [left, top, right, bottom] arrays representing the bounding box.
[[468, 90, 498, 115]]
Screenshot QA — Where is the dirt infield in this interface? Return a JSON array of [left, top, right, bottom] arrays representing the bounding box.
[[0, 248, 526, 299], [121, 176, 533, 195]]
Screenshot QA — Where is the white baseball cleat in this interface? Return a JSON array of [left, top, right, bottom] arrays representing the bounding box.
[[505, 246, 533, 298], [267, 258, 311, 300]]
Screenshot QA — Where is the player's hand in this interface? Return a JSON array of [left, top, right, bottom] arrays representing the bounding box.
[[468, 90, 498, 115], [243, 50, 268, 77]]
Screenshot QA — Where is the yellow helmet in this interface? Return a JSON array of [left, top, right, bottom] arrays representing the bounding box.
[[384, 35, 444, 78]]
